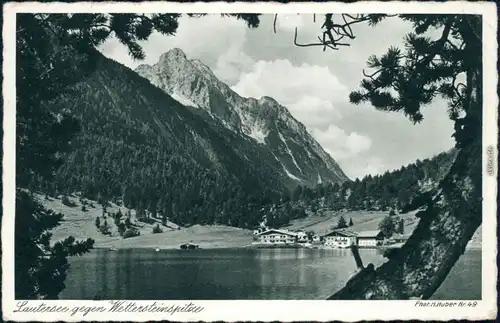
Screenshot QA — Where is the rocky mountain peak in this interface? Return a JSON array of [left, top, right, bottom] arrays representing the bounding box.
[[259, 96, 278, 105], [158, 47, 188, 64], [135, 50, 350, 186], [190, 58, 216, 77]]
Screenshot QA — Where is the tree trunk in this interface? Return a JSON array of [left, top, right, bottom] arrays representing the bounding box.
[[329, 67, 482, 300]]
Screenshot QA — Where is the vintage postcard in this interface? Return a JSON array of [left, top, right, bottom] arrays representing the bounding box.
[[2, 1, 498, 321]]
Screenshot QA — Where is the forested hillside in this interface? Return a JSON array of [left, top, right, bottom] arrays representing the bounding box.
[[30, 49, 456, 231], [25, 46, 456, 231], [283, 149, 458, 216], [28, 54, 294, 229]]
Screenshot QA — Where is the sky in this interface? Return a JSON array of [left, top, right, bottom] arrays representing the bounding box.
[[98, 14, 455, 180]]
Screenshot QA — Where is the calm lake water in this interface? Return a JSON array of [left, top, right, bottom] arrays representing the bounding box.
[[60, 248, 481, 300]]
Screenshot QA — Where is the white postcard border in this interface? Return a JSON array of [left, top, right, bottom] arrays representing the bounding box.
[[2, 1, 498, 321]]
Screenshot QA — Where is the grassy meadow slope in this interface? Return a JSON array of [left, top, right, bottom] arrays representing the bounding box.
[[42, 193, 253, 249], [282, 210, 419, 236], [282, 209, 481, 249], [42, 193, 481, 250]]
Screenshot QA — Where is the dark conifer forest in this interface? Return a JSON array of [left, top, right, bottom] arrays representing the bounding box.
[[289, 149, 457, 214], [29, 55, 286, 229]]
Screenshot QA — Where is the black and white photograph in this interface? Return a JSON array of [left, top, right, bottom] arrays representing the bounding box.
[[2, 1, 498, 321]]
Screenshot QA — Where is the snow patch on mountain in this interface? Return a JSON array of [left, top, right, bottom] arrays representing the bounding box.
[[270, 152, 300, 181], [231, 100, 269, 144], [277, 130, 303, 174], [283, 165, 301, 181], [248, 126, 268, 145]]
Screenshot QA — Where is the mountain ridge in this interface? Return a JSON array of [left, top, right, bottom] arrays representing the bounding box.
[[33, 48, 461, 231], [135, 48, 349, 186], [35, 47, 349, 229]]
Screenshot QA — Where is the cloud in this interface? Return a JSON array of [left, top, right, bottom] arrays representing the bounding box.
[[311, 125, 375, 179], [312, 125, 372, 160], [344, 156, 387, 180], [212, 46, 255, 85], [311, 124, 386, 180], [287, 96, 343, 130], [98, 15, 250, 71], [230, 58, 376, 177], [232, 59, 348, 106]]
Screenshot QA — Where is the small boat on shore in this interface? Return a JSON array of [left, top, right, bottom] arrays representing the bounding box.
[[109, 247, 117, 251], [155, 248, 160, 252], [180, 243, 199, 250]]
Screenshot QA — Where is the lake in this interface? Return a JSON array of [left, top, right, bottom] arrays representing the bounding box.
[[60, 248, 481, 300]]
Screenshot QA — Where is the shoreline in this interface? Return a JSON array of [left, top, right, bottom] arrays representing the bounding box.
[[43, 195, 482, 253], [90, 243, 483, 251]]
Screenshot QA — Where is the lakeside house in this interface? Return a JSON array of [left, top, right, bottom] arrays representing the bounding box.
[[252, 222, 405, 248], [357, 230, 385, 247], [322, 229, 358, 248], [312, 234, 322, 243], [253, 226, 268, 235], [253, 227, 397, 249], [296, 231, 308, 243], [256, 229, 298, 244]]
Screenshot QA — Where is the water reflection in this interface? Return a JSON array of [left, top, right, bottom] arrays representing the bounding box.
[[60, 248, 481, 300]]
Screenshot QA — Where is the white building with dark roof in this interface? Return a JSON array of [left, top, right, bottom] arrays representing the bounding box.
[[253, 226, 268, 235], [296, 231, 308, 243], [322, 229, 358, 248], [357, 230, 385, 247], [256, 229, 298, 245]]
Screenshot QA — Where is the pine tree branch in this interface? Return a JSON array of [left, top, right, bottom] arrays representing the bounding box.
[[362, 68, 383, 80], [291, 14, 379, 51], [294, 27, 339, 50], [416, 18, 454, 67], [327, 14, 371, 39]]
